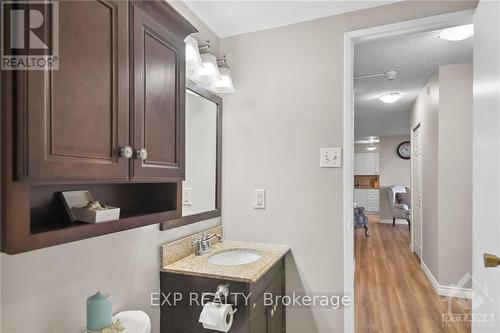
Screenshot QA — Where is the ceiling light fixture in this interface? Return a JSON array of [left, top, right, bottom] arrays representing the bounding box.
[[379, 92, 402, 104], [438, 24, 474, 41], [366, 139, 377, 151]]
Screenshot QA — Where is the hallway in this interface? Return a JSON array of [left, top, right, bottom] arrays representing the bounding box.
[[355, 222, 471, 333]]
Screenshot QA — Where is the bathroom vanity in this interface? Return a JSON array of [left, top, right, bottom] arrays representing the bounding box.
[[161, 240, 289, 333]]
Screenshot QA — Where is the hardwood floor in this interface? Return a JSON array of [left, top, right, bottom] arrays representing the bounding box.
[[355, 222, 471, 333]]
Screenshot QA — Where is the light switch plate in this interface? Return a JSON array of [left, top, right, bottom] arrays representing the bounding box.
[[320, 147, 342, 168], [253, 189, 266, 209], [182, 188, 192, 206]]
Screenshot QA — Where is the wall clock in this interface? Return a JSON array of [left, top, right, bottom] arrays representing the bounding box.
[[397, 141, 411, 159]]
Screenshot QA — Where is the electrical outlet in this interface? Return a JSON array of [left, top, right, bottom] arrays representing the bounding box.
[[182, 188, 192, 206], [253, 189, 266, 209], [320, 147, 342, 168]]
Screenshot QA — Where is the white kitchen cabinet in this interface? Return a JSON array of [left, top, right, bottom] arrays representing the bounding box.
[[354, 153, 379, 175], [354, 188, 379, 212]]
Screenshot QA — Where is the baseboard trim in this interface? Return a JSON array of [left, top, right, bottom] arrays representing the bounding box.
[[420, 261, 472, 299]]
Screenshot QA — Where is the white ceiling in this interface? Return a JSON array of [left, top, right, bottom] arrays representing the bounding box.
[[183, 1, 397, 38], [354, 27, 473, 137]]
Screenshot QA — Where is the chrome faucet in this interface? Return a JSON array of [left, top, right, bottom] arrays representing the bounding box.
[[192, 232, 223, 255]]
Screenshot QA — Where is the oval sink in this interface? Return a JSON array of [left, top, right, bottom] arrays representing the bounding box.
[[208, 249, 261, 266]]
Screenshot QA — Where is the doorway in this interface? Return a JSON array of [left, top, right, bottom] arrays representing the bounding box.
[[343, 9, 475, 332]]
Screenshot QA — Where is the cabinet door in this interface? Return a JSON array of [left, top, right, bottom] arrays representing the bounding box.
[[250, 292, 269, 333], [354, 189, 366, 207], [354, 153, 364, 175], [364, 153, 375, 175], [23, 0, 129, 181], [131, 4, 185, 180], [267, 275, 285, 333]]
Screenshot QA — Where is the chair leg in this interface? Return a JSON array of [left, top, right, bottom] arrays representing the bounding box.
[[393, 218, 396, 227], [407, 218, 411, 230], [364, 226, 369, 237]]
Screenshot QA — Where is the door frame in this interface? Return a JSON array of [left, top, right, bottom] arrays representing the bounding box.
[[410, 123, 422, 256], [342, 9, 475, 332]]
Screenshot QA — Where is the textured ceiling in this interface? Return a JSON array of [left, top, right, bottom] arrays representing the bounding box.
[[354, 27, 473, 137], [183, 1, 397, 38]]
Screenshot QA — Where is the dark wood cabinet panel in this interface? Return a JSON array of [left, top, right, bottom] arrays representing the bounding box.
[[1, 0, 197, 253], [161, 259, 286, 333], [22, 0, 129, 182], [131, 4, 185, 181]]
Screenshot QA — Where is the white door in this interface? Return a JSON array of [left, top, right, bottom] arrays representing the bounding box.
[[473, 2, 500, 331], [412, 125, 423, 259]]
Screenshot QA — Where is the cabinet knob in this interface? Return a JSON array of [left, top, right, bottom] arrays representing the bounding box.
[[136, 148, 148, 161], [120, 146, 133, 159]]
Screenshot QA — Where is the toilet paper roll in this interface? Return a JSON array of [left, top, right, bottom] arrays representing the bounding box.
[[198, 302, 234, 332]]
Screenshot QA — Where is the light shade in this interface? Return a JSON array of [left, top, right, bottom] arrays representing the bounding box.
[[212, 67, 235, 93], [379, 92, 402, 104], [185, 36, 203, 79], [438, 24, 474, 41], [198, 53, 221, 83], [366, 145, 377, 151]]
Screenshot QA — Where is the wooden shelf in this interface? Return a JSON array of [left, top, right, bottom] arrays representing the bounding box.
[[2, 183, 181, 254]]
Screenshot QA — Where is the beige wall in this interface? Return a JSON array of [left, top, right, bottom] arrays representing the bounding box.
[[0, 3, 221, 333], [379, 136, 411, 188], [410, 64, 473, 288], [438, 64, 473, 286], [379, 136, 411, 219], [220, 2, 476, 332]]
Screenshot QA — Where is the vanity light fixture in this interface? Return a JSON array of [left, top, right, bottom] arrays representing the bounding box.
[[212, 56, 235, 94], [438, 24, 474, 41], [198, 53, 222, 83], [185, 35, 203, 79], [379, 92, 402, 104]]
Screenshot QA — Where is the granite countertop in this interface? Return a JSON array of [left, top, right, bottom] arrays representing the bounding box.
[[162, 241, 290, 283]]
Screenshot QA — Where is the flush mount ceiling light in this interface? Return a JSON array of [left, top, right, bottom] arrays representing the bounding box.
[[438, 24, 474, 41], [211, 56, 235, 94], [185, 35, 203, 79], [366, 144, 377, 151], [379, 92, 402, 104]]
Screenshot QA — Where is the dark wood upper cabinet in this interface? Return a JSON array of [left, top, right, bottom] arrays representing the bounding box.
[[21, 0, 130, 182], [1, 0, 197, 253], [131, 3, 185, 181]]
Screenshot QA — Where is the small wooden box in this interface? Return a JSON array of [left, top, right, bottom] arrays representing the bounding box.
[[61, 191, 120, 223]]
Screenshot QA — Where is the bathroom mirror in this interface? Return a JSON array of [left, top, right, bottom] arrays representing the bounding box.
[[179, 79, 222, 225]]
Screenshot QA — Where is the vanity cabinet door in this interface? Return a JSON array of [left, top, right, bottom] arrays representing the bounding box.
[[131, 4, 185, 181], [22, 0, 129, 182], [267, 275, 285, 333]]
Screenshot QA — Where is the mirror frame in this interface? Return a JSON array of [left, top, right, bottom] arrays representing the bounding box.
[[161, 79, 222, 230]]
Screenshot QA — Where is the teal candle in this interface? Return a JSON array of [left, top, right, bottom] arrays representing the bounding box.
[[87, 292, 112, 331]]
